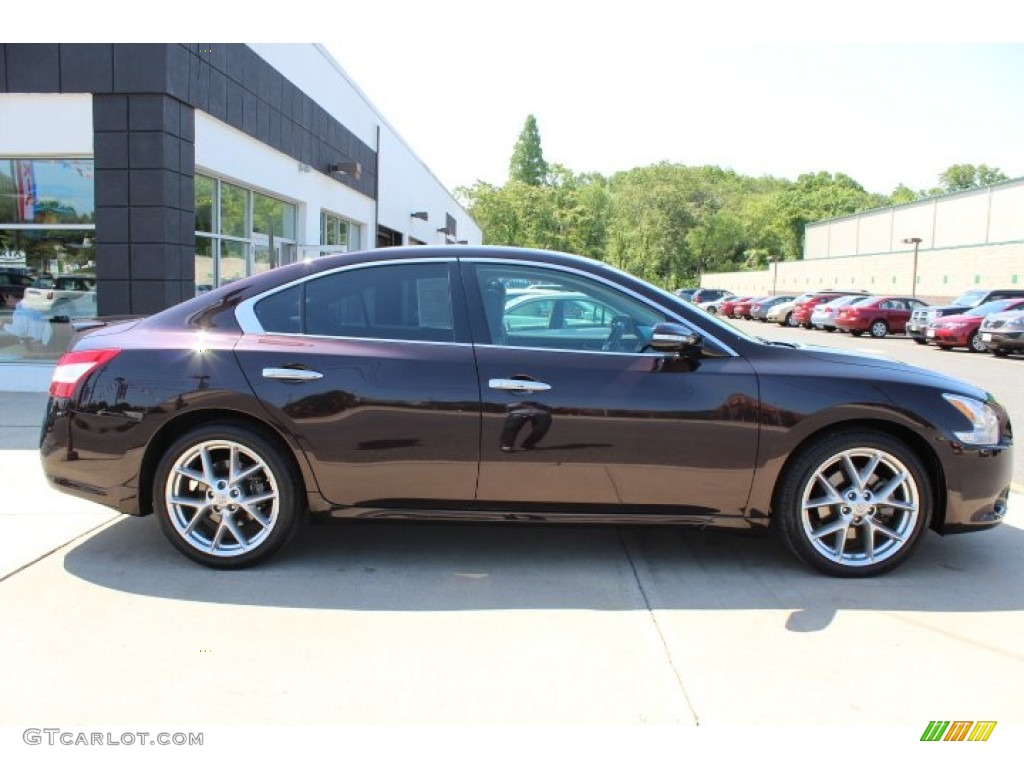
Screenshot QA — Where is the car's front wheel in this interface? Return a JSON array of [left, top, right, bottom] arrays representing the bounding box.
[[969, 331, 987, 353], [153, 423, 302, 568], [785, 312, 798, 327], [774, 431, 931, 577]]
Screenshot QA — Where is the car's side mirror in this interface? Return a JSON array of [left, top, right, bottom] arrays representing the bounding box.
[[649, 322, 703, 356]]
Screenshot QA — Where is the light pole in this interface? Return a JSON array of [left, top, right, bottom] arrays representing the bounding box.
[[771, 255, 779, 296], [903, 237, 922, 298]]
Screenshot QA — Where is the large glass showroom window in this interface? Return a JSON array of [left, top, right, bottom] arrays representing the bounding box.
[[195, 173, 297, 295], [0, 158, 95, 361]]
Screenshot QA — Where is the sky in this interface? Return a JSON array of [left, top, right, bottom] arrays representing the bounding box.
[[15, 1, 1024, 198]]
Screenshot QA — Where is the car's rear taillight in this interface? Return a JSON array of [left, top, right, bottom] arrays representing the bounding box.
[[50, 349, 121, 399]]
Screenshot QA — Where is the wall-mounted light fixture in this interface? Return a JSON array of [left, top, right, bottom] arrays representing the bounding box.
[[328, 161, 362, 181], [436, 227, 451, 235], [411, 211, 429, 221], [456, 240, 469, 245]]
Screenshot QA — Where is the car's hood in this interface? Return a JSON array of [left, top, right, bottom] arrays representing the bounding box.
[[932, 312, 981, 325], [757, 338, 990, 400]]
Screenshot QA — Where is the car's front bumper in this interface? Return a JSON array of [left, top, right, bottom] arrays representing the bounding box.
[[981, 329, 1024, 353]]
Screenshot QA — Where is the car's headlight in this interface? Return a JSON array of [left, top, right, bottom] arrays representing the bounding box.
[[1006, 317, 1024, 329], [942, 394, 1000, 445]]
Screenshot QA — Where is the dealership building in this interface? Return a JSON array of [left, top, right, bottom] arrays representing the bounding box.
[[0, 43, 481, 387]]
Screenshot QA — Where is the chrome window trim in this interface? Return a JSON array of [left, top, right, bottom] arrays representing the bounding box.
[[235, 257, 458, 336], [234, 254, 738, 358]]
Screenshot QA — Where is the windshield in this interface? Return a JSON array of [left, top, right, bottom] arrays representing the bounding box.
[[953, 289, 991, 307], [967, 299, 1021, 317]]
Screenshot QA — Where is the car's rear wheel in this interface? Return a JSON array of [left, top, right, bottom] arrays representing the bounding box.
[[968, 331, 987, 353], [154, 424, 301, 568], [775, 430, 931, 577], [869, 320, 889, 338], [785, 312, 798, 327]]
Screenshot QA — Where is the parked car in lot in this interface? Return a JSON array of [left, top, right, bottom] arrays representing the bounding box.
[[702, 295, 749, 316], [834, 296, 928, 338], [810, 295, 874, 332], [0, 270, 36, 308], [691, 288, 733, 305], [766, 294, 814, 327], [750, 295, 797, 322], [673, 288, 698, 302], [41, 245, 1012, 576], [980, 310, 1024, 357], [21, 274, 97, 318], [730, 295, 770, 320], [926, 298, 1024, 352], [907, 288, 1024, 345], [791, 290, 870, 329]]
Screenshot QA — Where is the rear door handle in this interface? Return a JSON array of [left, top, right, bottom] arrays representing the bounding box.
[[489, 378, 551, 393], [263, 367, 324, 381]]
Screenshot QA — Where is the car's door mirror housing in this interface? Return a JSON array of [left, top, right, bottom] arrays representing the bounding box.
[[649, 323, 703, 356]]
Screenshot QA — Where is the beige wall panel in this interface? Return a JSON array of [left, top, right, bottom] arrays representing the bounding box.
[[857, 210, 893, 254], [828, 219, 859, 257], [989, 184, 1024, 243], [891, 201, 936, 249], [934, 189, 989, 248], [804, 226, 830, 259]]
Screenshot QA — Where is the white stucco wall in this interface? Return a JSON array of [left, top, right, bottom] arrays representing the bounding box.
[[0, 94, 92, 155], [247, 44, 480, 246]]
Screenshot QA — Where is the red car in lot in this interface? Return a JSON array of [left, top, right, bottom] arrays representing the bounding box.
[[712, 295, 753, 317], [791, 290, 870, 329], [834, 296, 929, 338], [730, 296, 769, 319], [926, 298, 1024, 352]]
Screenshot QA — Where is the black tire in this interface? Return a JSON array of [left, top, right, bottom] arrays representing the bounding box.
[[774, 430, 932, 577], [706, 306, 718, 315], [869, 320, 889, 339], [912, 337, 927, 345], [785, 312, 798, 328], [993, 348, 1009, 358], [968, 332, 987, 353], [850, 330, 864, 337], [153, 423, 302, 568]]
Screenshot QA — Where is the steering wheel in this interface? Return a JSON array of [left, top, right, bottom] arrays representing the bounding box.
[[602, 315, 637, 352]]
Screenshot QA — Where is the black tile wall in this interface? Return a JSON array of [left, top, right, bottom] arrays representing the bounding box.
[[60, 44, 113, 93], [6, 44, 59, 92]]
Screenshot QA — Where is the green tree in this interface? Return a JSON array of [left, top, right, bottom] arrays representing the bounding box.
[[508, 114, 548, 186], [890, 183, 919, 205], [939, 163, 1009, 192]]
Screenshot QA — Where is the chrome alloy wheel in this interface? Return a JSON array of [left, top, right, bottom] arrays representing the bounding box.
[[799, 448, 920, 568], [164, 439, 280, 557]]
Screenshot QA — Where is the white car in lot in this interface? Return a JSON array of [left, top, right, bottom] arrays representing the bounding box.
[[21, 275, 97, 318]]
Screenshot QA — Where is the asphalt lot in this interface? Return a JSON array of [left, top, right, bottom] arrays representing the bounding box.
[[1, 332, 1023, 759]]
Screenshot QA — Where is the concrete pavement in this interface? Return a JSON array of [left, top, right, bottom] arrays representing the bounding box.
[[1, 388, 1023, 729]]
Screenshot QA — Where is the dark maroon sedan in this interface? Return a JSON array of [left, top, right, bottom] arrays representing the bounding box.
[[41, 246, 1012, 577]]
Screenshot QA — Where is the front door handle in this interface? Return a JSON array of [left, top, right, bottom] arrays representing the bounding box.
[[263, 367, 324, 381], [489, 378, 552, 393]]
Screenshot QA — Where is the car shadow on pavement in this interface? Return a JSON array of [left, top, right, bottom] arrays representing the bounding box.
[[61, 513, 1024, 631]]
